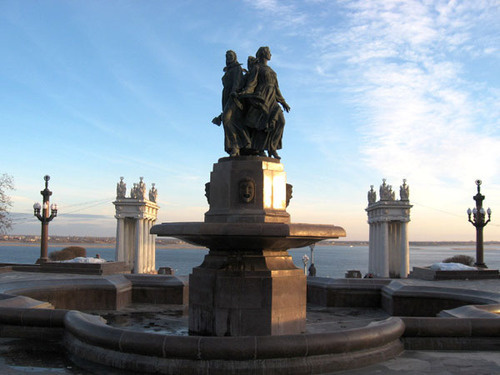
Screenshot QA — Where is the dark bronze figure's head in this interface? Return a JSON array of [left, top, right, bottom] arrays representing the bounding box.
[[247, 56, 257, 71], [239, 178, 255, 203], [226, 50, 237, 65], [256, 46, 271, 62]]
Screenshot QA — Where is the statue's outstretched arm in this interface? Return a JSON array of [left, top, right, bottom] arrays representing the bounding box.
[[276, 84, 290, 112], [212, 114, 222, 126]]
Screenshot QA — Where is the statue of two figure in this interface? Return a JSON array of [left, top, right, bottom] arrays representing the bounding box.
[[212, 46, 290, 159]]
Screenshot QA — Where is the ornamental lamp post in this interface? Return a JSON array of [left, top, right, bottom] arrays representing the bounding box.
[[467, 180, 492, 268], [33, 175, 58, 264], [308, 244, 317, 277]]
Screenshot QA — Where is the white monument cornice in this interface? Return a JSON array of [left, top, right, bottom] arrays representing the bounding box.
[[366, 200, 413, 223], [114, 199, 160, 220]]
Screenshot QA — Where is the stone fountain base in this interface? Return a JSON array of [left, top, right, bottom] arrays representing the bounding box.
[[189, 249, 306, 336], [151, 155, 346, 337], [151, 221, 345, 336]]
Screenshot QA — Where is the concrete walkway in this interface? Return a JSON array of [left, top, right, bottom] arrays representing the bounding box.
[[1, 336, 499, 375], [334, 351, 500, 375]]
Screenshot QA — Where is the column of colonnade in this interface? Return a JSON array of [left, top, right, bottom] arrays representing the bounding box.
[[368, 221, 374, 273], [113, 177, 159, 274], [366, 179, 412, 278], [400, 221, 409, 278], [140, 218, 156, 273]]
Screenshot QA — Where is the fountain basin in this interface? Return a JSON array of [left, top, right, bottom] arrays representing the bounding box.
[[151, 222, 346, 250], [63, 310, 404, 375], [150, 156, 347, 337], [151, 221, 345, 336]]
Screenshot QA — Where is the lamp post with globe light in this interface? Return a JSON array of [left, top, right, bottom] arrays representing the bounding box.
[[33, 175, 58, 264], [308, 244, 317, 276], [467, 180, 492, 268]]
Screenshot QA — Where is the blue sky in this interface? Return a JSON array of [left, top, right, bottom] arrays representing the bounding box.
[[2, 0, 499, 241]]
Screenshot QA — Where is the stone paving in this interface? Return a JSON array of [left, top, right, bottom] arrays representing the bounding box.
[[332, 351, 500, 375], [1, 336, 499, 375]]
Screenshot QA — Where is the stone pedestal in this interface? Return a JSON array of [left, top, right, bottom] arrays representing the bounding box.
[[197, 156, 302, 336], [189, 250, 306, 336], [114, 199, 159, 274], [205, 156, 290, 223], [151, 157, 346, 336]]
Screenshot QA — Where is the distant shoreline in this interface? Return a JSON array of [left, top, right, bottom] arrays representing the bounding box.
[[1, 240, 498, 249], [0, 242, 205, 250]]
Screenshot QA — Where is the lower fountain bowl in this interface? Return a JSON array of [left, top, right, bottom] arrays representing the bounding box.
[[150, 222, 346, 251]]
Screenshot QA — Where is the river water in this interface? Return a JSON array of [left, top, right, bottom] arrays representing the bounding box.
[[1, 243, 499, 278]]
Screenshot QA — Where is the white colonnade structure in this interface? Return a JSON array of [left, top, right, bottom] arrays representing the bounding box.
[[113, 177, 159, 274], [366, 179, 412, 278]]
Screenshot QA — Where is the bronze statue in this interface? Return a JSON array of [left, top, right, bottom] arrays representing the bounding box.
[[213, 47, 290, 159], [212, 50, 249, 156]]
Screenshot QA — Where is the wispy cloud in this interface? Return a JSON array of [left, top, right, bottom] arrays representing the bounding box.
[[308, 0, 500, 189], [243, 0, 308, 28], [240, 0, 499, 216]]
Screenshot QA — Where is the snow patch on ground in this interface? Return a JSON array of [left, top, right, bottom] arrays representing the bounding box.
[[430, 262, 476, 271], [61, 257, 106, 263]]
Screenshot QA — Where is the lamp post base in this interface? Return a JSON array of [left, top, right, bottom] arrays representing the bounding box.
[[36, 257, 49, 264]]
